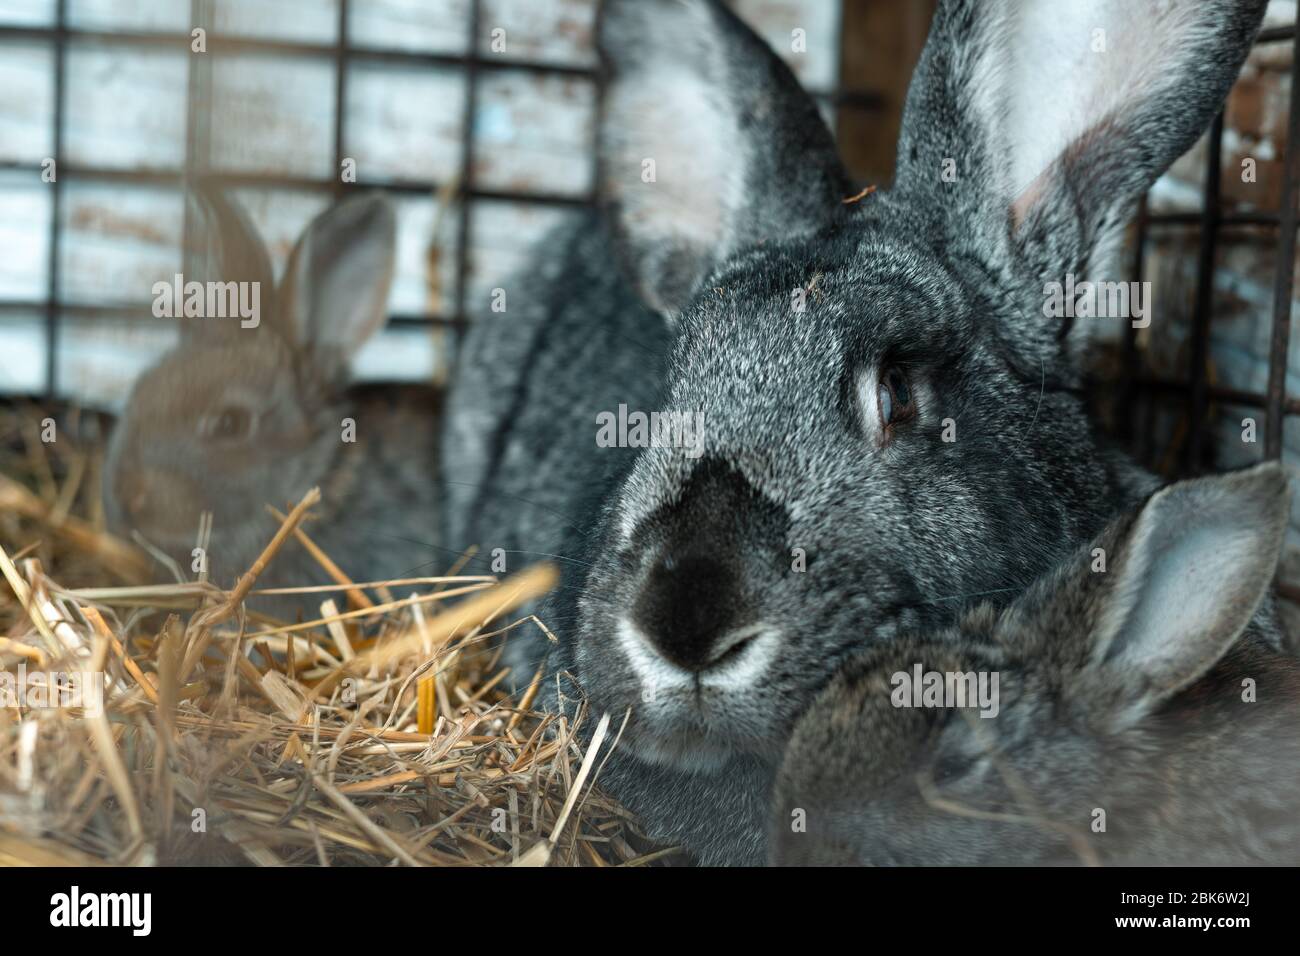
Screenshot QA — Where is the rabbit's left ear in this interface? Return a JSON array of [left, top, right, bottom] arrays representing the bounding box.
[[1079, 463, 1289, 727], [278, 194, 397, 380], [181, 183, 276, 343], [895, 0, 1266, 364], [596, 0, 850, 316]]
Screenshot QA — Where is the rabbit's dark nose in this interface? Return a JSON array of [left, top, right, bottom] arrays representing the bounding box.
[[632, 550, 748, 671], [628, 457, 789, 673]]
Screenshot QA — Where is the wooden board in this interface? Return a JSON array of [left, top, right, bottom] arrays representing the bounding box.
[[0, 40, 54, 164], [57, 181, 183, 307], [346, 62, 465, 183], [350, 0, 471, 54], [64, 41, 189, 170], [0, 172, 52, 301]]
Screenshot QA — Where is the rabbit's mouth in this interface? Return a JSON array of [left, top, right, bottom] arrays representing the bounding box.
[[615, 617, 781, 696], [581, 616, 787, 769]]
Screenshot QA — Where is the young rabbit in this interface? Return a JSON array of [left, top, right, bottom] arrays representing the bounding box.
[[105, 185, 442, 619], [771, 462, 1300, 866], [442, 0, 1272, 864]]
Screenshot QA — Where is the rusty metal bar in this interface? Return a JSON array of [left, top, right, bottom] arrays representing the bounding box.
[[1258, 25, 1296, 44], [1138, 377, 1300, 416], [1146, 209, 1281, 227]]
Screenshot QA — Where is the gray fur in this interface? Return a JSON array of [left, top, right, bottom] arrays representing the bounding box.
[[772, 463, 1300, 866], [105, 186, 442, 619], [441, 0, 1271, 864]]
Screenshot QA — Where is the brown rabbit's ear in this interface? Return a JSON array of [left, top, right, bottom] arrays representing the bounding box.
[[180, 183, 275, 341], [277, 194, 397, 381], [1079, 463, 1290, 727]]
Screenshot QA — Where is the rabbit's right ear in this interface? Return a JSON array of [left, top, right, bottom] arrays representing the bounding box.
[[1077, 463, 1290, 728], [277, 194, 397, 382], [595, 0, 850, 316], [181, 184, 275, 342], [894, 0, 1267, 368]]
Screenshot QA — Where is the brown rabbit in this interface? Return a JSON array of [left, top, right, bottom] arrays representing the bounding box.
[[772, 463, 1300, 866], [104, 185, 442, 619]]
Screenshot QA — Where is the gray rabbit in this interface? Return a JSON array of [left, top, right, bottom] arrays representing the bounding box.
[[105, 186, 442, 619], [442, 0, 1274, 864], [772, 462, 1300, 866]]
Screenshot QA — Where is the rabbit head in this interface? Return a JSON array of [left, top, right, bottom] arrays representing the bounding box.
[[104, 186, 397, 587], [557, 0, 1268, 773], [771, 462, 1297, 866]]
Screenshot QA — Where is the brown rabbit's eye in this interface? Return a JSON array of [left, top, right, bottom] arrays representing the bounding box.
[[206, 406, 252, 441], [877, 366, 915, 430]]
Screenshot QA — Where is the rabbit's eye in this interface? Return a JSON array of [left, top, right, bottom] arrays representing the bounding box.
[[205, 406, 252, 441], [876, 367, 915, 431]]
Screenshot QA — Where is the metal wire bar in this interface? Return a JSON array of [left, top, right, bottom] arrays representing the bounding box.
[[1266, 6, 1300, 460], [41, 0, 67, 400], [332, 0, 349, 201], [452, 0, 483, 343], [1258, 25, 1297, 43], [1146, 209, 1284, 227], [0, 24, 598, 79], [1185, 111, 1225, 473], [182, 0, 213, 305], [0, 300, 463, 329], [1120, 198, 1148, 447], [1138, 376, 1300, 416], [0, 161, 594, 206]]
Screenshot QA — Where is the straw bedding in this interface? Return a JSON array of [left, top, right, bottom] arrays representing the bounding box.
[[0, 403, 668, 867]]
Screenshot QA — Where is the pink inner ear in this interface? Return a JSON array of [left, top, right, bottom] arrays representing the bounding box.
[[1010, 167, 1050, 231], [1010, 118, 1118, 234]]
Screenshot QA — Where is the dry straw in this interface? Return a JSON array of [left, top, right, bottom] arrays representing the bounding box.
[[0, 406, 670, 866]]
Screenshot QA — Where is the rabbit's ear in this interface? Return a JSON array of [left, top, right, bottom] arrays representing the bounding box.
[[1082, 463, 1289, 726], [278, 194, 397, 380], [894, 0, 1266, 361], [596, 0, 850, 315], [181, 184, 275, 341]]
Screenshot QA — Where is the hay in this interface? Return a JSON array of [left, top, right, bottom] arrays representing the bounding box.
[[0, 403, 670, 866]]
